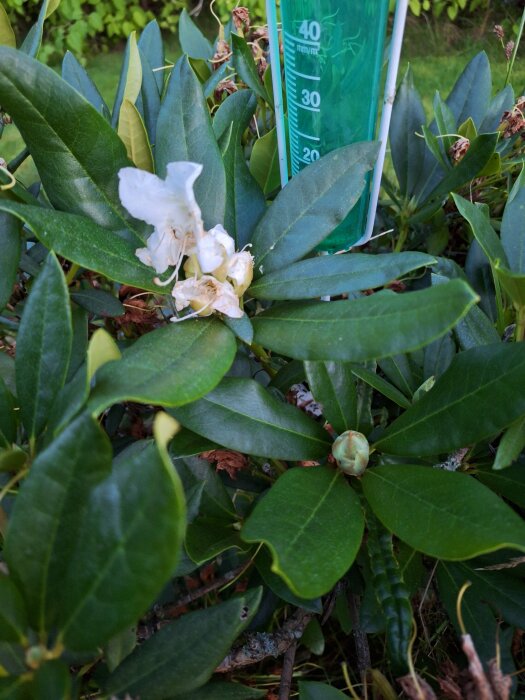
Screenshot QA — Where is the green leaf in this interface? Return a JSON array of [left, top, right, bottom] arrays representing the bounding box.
[[424, 133, 499, 204], [70, 288, 125, 319], [118, 99, 154, 172], [0, 576, 27, 643], [0, 47, 135, 232], [179, 8, 213, 60], [138, 19, 164, 93], [0, 4, 16, 47], [453, 193, 509, 267], [493, 417, 525, 470], [15, 253, 72, 439], [362, 465, 525, 560], [156, 56, 226, 229], [375, 343, 525, 456], [222, 313, 253, 345], [0, 376, 17, 444], [0, 211, 20, 312], [501, 169, 525, 273], [58, 415, 186, 650], [249, 252, 436, 301], [217, 91, 266, 248], [171, 378, 331, 461], [256, 548, 322, 613], [4, 414, 112, 633], [249, 126, 281, 195], [494, 262, 525, 308], [477, 464, 525, 509], [390, 67, 427, 198], [445, 51, 491, 129], [121, 32, 142, 106], [30, 661, 71, 700], [242, 466, 364, 598], [231, 34, 269, 104], [177, 682, 266, 699], [186, 516, 248, 564], [172, 456, 235, 519], [301, 619, 325, 656], [252, 280, 478, 362], [299, 682, 349, 700], [104, 590, 262, 699], [88, 320, 236, 414], [86, 328, 122, 383], [251, 142, 378, 276], [304, 361, 358, 434], [0, 202, 163, 293], [61, 51, 110, 118], [351, 366, 412, 410]]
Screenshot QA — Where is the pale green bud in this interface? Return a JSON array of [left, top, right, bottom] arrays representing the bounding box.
[[332, 431, 370, 476]]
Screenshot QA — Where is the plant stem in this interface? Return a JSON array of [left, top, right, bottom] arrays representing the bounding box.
[[505, 7, 525, 87], [278, 640, 297, 700], [65, 263, 80, 286]]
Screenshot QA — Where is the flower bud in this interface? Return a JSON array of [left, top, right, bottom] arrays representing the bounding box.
[[332, 431, 370, 476]]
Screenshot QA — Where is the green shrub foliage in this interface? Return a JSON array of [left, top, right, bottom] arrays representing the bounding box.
[[1, 2, 525, 698]]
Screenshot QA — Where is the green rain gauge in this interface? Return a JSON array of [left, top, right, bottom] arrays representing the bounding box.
[[266, 0, 409, 250]]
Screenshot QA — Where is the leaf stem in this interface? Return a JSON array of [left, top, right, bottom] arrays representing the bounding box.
[[515, 305, 525, 342]]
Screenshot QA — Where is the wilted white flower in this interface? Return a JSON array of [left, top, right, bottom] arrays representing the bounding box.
[[172, 275, 243, 319], [227, 251, 254, 296], [118, 162, 204, 277], [193, 224, 235, 276]]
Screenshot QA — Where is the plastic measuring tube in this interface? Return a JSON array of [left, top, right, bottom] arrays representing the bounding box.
[[279, 0, 390, 251]]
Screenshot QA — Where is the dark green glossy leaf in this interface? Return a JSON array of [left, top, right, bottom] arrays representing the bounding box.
[[242, 466, 364, 598], [15, 253, 72, 438], [138, 19, 164, 93], [299, 682, 348, 700], [477, 464, 525, 509], [453, 193, 508, 267], [88, 320, 236, 413], [156, 56, 226, 229], [217, 91, 266, 248], [30, 661, 71, 700], [251, 142, 378, 276], [480, 85, 514, 132], [58, 422, 186, 650], [176, 682, 266, 699], [0, 375, 17, 444], [223, 314, 254, 345], [139, 46, 161, 145], [0, 201, 162, 292], [249, 252, 436, 301], [171, 377, 331, 460], [493, 417, 525, 470], [186, 516, 248, 563], [172, 456, 235, 520], [375, 343, 525, 456], [0, 47, 135, 231], [362, 465, 525, 559], [61, 51, 110, 118], [252, 280, 478, 362], [304, 361, 358, 434], [231, 34, 269, 104], [0, 211, 20, 312], [104, 590, 262, 699], [0, 576, 27, 643], [255, 548, 322, 613], [390, 67, 427, 198], [70, 288, 125, 318], [249, 126, 281, 195], [446, 51, 491, 129], [179, 8, 213, 60], [351, 366, 411, 410], [4, 414, 111, 632], [170, 430, 219, 458], [424, 133, 499, 203]]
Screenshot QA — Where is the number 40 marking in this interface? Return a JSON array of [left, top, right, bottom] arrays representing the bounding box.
[[298, 20, 321, 41]]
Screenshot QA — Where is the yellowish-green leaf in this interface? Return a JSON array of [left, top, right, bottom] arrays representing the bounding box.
[[122, 32, 142, 106], [46, 0, 61, 18], [118, 99, 153, 172], [153, 412, 180, 449], [0, 4, 16, 48], [86, 329, 121, 383]]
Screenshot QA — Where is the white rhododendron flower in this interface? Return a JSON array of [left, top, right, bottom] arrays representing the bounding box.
[[172, 276, 243, 319], [118, 162, 204, 275], [118, 161, 252, 320]]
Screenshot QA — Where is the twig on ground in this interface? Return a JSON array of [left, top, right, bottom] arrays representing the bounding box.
[[279, 640, 298, 700], [348, 592, 371, 678], [216, 608, 312, 673]]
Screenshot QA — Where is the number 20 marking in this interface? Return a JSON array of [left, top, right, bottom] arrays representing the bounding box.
[[303, 147, 320, 162]]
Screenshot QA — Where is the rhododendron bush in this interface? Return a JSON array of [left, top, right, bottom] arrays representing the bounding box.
[[0, 4, 525, 698]]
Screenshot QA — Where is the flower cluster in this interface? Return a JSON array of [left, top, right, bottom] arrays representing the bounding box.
[[118, 162, 253, 320]]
